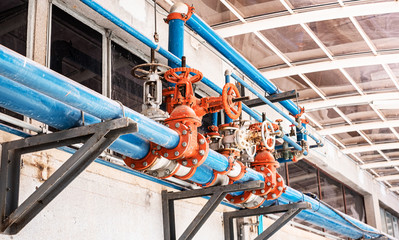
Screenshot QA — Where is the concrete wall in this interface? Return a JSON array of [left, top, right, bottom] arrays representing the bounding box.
[[0, 0, 398, 239]]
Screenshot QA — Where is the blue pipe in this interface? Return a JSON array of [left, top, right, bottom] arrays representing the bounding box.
[[186, 14, 299, 115], [168, 18, 185, 69], [0, 45, 179, 150], [189, 164, 214, 185], [231, 73, 322, 147], [0, 75, 149, 159], [212, 112, 218, 126], [224, 72, 232, 124]]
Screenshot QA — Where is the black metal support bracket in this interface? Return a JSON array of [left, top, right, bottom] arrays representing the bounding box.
[[243, 90, 298, 108], [162, 180, 265, 240], [223, 202, 311, 240], [0, 117, 137, 235]]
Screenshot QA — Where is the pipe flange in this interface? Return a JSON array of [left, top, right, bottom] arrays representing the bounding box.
[[146, 160, 180, 179], [158, 123, 192, 160], [243, 197, 266, 209], [226, 191, 252, 204], [123, 142, 159, 170], [265, 173, 286, 200], [195, 171, 218, 188], [251, 170, 273, 196], [214, 156, 234, 175], [174, 166, 197, 180], [177, 133, 209, 168], [228, 161, 246, 181]]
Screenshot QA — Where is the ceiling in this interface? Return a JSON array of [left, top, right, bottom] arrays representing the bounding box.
[[157, 0, 399, 193]]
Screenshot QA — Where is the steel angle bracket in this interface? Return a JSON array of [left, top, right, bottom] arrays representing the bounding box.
[[0, 117, 137, 234], [162, 180, 265, 240], [223, 202, 311, 240]]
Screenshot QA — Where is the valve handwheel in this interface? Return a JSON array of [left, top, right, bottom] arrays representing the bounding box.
[[222, 83, 242, 120], [131, 63, 171, 80], [261, 120, 276, 150], [164, 67, 203, 84]]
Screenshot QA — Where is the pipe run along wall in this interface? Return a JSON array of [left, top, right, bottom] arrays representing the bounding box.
[[0, 44, 385, 239]]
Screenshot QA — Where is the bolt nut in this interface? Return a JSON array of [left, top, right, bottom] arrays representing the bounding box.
[[130, 163, 135, 168], [231, 199, 235, 203], [156, 145, 161, 150], [277, 177, 282, 182], [175, 123, 180, 128], [182, 160, 188, 166], [165, 169, 171, 175], [261, 189, 265, 193], [199, 150, 205, 156], [199, 138, 205, 144], [164, 153, 169, 158], [182, 130, 187, 135], [240, 197, 244, 201], [182, 142, 187, 147], [267, 173, 271, 177], [272, 193, 277, 198], [143, 162, 148, 167], [152, 171, 158, 177], [166, 124, 169, 128], [174, 151, 179, 156], [278, 186, 283, 191], [266, 182, 271, 186], [192, 159, 198, 165], [261, 167, 265, 171], [151, 150, 156, 154], [252, 190, 256, 194]]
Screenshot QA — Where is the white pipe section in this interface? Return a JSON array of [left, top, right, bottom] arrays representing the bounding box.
[[147, 156, 170, 171], [174, 165, 192, 177], [227, 161, 242, 178], [0, 112, 43, 133]]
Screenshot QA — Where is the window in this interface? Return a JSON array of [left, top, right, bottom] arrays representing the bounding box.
[[0, 0, 28, 126], [287, 161, 319, 198], [381, 207, 399, 237], [0, 0, 28, 55], [344, 186, 366, 222], [50, 5, 102, 93], [111, 41, 145, 112]]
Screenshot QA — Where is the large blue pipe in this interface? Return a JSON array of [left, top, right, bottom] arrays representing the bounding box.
[[0, 75, 149, 159], [168, 18, 185, 69], [186, 14, 299, 115], [231, 73, 322, 146]]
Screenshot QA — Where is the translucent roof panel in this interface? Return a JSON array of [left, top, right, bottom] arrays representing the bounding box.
[[375, 168, 399, 177], [356, 13, 399, 51], [287, 0, 337, 9], [230, 0, 287, 19], [380, 109, 399, 120], [225, 32, 286, 68], [304, 70, 358, 97], [337, 105, 380, 123], [270, 75, 308, 91], [260, 24, 326, 63], [157, 0, 238, 26], [307, 108, 346, 126], [308, 18, 371, 56], [334, 131, 368, 146], [363, 128, 398, 144], [344, 65, 396, 93], [359, 151, 380, 161]]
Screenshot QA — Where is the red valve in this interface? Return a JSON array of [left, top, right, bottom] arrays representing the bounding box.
[[164, 67, 203, 84], [222, 83, 242, 120]]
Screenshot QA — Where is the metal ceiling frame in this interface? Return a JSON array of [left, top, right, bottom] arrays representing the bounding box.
[[342, 143, 399, 154], [317, 120, 399, 135], [217, 0, 399, 188], [214, 1, 399, 38]]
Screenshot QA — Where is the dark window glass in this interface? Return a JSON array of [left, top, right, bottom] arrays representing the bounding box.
[[0, 0, 27, 124], [277, 163, 286, 185], [111, 42, 145, 112], [319, 172, 345, 212], [344, 186, 366, 223], [287, 161, 319, 198], [0, 0, 27, 55], [50, 6, 102, 93]]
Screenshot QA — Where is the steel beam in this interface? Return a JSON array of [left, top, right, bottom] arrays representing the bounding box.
[[162, 181, 264, 240], [0, 118, 137, 234], [243, 90, 298, 108], [223, 202, 310, 240]]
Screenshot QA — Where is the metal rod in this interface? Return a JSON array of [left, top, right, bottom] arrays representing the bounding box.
[[0, 112, 42, 133]]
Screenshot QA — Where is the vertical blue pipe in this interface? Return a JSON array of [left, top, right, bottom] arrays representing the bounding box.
[[168, 18, 185, 69], [224, 71, 232, 124], [258, 216, 263, 236], [212, 112, 218, 126]]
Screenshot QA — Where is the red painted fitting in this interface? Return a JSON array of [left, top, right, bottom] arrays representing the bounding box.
[[174, 166, 197, 180], [123, 142, 158, 170], [266, 173, 286, 200], [226, 191, 252, 204], [165, 4, 195, 23]]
